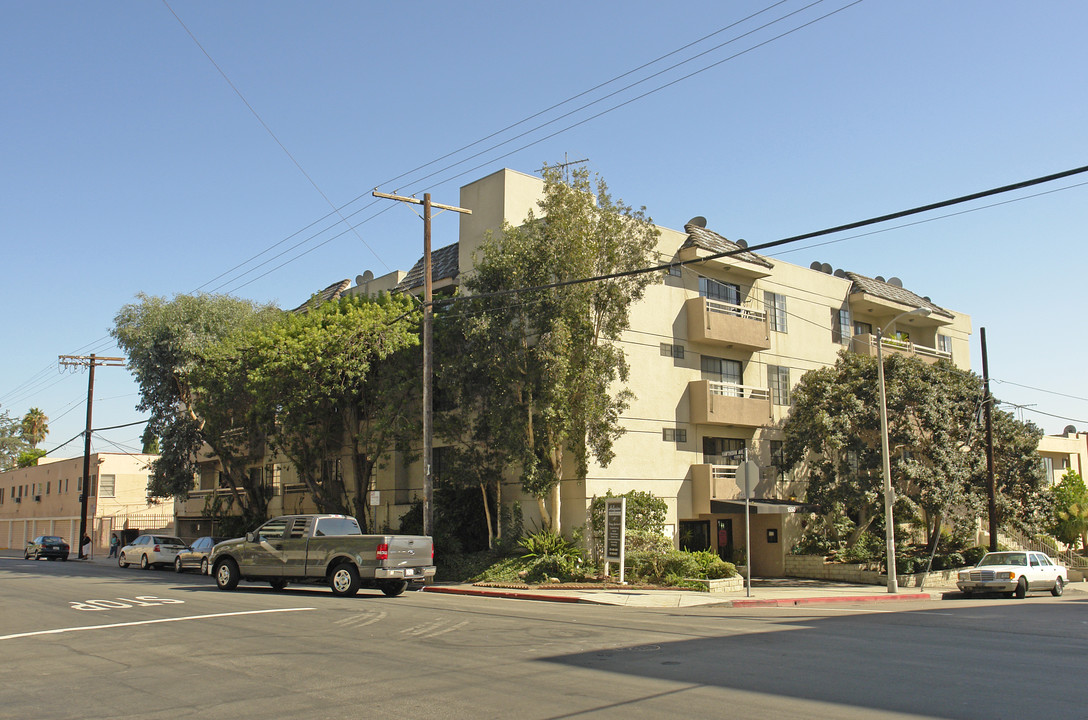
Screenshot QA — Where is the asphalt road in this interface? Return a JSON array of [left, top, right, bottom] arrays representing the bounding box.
[[2, 556, 1085, 720]]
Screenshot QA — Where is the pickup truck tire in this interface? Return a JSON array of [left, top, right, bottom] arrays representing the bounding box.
[[215, 559, 240, 591], [380, 580, 408, 597], [1052, 577, 1064, 597], [329, 563, 360, 597]]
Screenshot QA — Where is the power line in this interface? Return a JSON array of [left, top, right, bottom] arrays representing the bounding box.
[[433, 163, 1088, 307], [201, 1, 861, 295], [161, 0, 390, 275]]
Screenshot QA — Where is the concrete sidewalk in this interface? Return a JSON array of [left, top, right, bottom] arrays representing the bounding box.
[[421, 578, 948, 608]]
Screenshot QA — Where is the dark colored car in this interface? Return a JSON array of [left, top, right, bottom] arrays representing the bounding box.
[[25, 536, 70, 561], [174, 536, 228, 575]]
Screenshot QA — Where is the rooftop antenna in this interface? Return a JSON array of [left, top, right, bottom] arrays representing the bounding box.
[[538, 153, 589, 183]]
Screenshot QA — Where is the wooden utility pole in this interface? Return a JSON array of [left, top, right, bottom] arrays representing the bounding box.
[[59, 354, 125, 558], [980, 328, 998, 552], [372, 191, 470, 536]]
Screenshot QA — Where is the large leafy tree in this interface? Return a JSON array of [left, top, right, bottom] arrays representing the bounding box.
[[111, 292, 279, 525], [20, 408, 48, 448], [444, 164, 660, 532], [226, 293, 419, 530], [782, 351, 1047, 548], [0, 406, 30, 472]]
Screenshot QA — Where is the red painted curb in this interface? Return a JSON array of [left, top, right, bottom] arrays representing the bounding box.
[[730, 593, 934, 607], [422, 586, 583, 603]]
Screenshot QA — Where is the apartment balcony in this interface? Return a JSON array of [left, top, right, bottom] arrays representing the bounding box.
[[686, 297, 771, 351], [850, 333, 951, 365], [689, 380, 772, 427]]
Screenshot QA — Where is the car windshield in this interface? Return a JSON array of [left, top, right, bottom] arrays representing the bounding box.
[[978, 552, 1027, 567], [41, 536, 64, 543]]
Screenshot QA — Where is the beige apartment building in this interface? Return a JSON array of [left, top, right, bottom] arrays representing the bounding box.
[[0, 453, 165, 556], [175, 168, 974, 575]]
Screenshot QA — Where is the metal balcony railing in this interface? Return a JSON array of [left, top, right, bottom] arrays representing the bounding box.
[[705, 299, 766, 322], [707, 381, 770, 399]]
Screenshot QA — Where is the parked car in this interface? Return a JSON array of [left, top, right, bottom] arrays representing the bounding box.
[[24, 535, 70, 561], [174, 536, 227, 575], [957, 551, 1068, 598], [118, 534, 188, 570]]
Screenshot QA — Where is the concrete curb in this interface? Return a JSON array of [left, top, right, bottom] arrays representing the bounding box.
[[422, 585, 582, 603], [728, 592, 938, 608]]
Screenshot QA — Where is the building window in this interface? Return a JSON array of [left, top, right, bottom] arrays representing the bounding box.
[[99, 475, 115, 498], [764, 292, 787, 333], [668, 264, 682, 277], [854, 321, 873, 337], [699, 277, 741, 305], [937, 334, 952, 355], [768, 365, 791, 405], [702, 356, 742, 387], [769, 440, 786, 470], [660, 343, 684, 359], [663, 428, 687, 443], [1042, 456, 1054, 480], [703, 437, 745, 465], [832, 308, 852, 345]]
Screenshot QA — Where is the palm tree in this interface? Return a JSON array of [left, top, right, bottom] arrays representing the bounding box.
[[21, 408, 48, 448]]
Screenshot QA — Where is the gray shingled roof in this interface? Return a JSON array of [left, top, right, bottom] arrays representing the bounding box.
[[844, 271, 954, 319], [395, 242, 460, 292], [291, 279, 351, 314], [681, 224, 774, 269]]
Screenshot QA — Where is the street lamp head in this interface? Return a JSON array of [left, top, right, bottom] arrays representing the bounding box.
[[905, 307, 932, 319]]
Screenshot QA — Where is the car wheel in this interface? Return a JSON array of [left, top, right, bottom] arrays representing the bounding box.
[[140, 554, 150, 570], [1052, 577, 1064, 597], [215, 559, 240, 591], [118, 553, 129, 568], [200, 558, 209, 575], [269, 579, 288, 591], [329, 563, 361, 597], [174, 557, 184, 573], [380, 580, 408, 597], [1014, 576, 1028, 599]]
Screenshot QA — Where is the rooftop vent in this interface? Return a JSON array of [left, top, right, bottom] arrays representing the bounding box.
[[736, 239, 748, 248], [887, 277, 903, 288], [833, 269, 846, 278], [810, 261, 822, 271], [821, 263, 832, 274], [687, 216, 707, 228]]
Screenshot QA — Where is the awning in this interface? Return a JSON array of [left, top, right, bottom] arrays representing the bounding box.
[[710, 498, 817, 514]]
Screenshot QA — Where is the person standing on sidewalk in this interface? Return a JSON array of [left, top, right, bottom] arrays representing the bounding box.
[[108, 534, 119, 558]]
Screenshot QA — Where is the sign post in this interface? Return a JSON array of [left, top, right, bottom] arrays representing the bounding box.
[[604, 497, 626, 584], [737, 460, 760, 598]]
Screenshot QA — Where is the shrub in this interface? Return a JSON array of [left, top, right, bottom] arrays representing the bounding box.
[[523, 554, 587, 583], [520, 529, 583, 561]]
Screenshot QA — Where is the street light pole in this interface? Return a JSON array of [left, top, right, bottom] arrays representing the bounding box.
[[876, 307, 931, 593]]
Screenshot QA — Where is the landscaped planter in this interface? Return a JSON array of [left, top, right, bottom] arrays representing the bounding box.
[[784, 554, 962, 588], [683, 576, 745, 593]]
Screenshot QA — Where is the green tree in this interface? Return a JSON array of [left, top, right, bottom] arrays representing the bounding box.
[[446, 164, 660, 532], [0, 406, 30, 472], [782, 351, 1046, 547], [111, 292, 279, 525], [20, 408, 48, 448], [1050, 470, 1088, 550], [227, 293, 419, 530]]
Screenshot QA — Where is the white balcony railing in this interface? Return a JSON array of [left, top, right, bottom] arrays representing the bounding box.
[[705, 299, 766, 322], [858, 334, 951, 361], [708, 381, 771, 399]]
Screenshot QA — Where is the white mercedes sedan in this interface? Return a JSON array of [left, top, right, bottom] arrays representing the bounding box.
[[957, 551, 1067, 598]]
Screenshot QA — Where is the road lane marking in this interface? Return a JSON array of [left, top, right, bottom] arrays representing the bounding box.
[[0, 607, 316, 641]]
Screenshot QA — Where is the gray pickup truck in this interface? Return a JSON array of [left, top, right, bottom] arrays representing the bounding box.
[[209, 514, 435, 597]]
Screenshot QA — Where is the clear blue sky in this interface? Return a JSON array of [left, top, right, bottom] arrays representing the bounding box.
[[2, 1, 1086, 456]]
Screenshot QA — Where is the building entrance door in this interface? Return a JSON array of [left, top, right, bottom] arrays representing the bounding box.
[[717, 519, 734, 563]]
